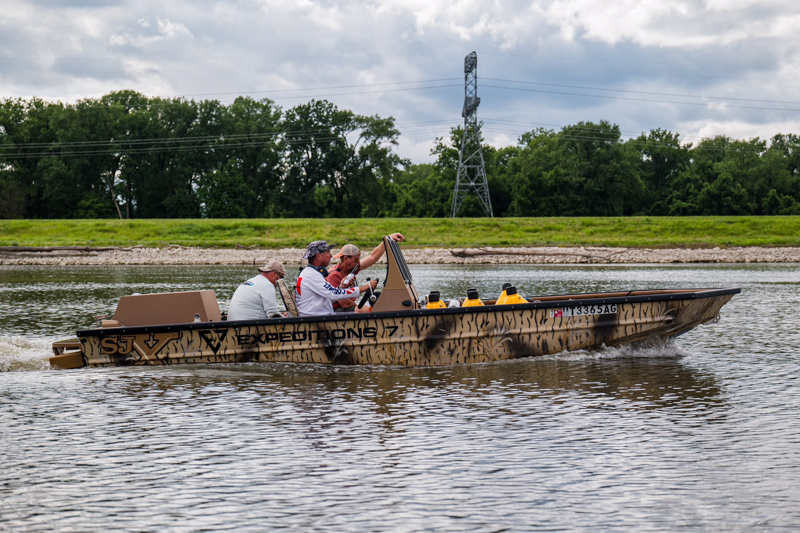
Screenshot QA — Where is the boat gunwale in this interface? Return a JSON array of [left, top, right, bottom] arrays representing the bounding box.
[[76, 287, 741, 338]]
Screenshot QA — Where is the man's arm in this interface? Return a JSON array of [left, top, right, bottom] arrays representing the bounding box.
[[327, 270, 357, 308], [310, 278, 361, 302], [259, 285, 281, 317], [359, 233, 405, 270]]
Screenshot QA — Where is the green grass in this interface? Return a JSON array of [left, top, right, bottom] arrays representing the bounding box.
[[1, 217, 799, 248]]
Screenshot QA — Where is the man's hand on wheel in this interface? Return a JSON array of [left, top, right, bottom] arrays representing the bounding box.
[[358, 279, 378, 293]]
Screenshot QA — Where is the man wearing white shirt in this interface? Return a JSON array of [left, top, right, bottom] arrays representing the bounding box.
[[227, 260, 286, 321], [295, 240, 377, 316]]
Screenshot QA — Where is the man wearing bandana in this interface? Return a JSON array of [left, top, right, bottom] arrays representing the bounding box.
[[295, 240, 378, 316]]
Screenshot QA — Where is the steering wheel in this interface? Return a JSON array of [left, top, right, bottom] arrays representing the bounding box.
[[358, 279, 381, 309]]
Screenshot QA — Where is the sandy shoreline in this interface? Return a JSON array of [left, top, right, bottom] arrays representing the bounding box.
[[3, 245, 800, 266]]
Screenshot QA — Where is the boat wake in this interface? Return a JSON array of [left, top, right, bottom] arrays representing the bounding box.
[[0, 336, 54, 372], [542, 338, 688, 361]]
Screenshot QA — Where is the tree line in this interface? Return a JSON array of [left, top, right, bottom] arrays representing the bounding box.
[[2, 91, 799, 219]]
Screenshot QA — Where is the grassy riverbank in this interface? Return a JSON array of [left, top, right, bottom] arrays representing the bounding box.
[[1, 217, 798, 249]]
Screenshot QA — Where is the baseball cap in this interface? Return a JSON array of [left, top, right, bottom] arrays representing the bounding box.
[[258, 260, 286, 276], [302, 240, 334, 260], [334, 243, 360, 258]]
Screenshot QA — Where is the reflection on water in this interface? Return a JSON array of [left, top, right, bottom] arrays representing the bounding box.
[[96, 344, 723, 414], [2, 264, 800, 531]]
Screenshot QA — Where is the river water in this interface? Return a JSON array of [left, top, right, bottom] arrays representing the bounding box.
[[1, 263, 799, 531]]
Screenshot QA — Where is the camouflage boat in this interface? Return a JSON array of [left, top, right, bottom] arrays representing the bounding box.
[[50, 237, 740, 369]]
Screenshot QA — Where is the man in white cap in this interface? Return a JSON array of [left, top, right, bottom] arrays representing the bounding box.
[[227, 260, 286, 321], [327, 233, 405, 313], [295, 240, 378, 316]]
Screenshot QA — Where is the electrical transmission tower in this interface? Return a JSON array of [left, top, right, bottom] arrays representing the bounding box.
[[451, 51, 493, 218]]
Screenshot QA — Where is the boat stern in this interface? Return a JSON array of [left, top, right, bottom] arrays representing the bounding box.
[[50, 339, 86, 369]]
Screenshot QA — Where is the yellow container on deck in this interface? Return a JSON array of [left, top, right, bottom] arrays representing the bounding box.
[[463, 288, 484, 307], [501, 286, 527, 304], [426, 291, 447, 309], [496, 283, 512, 305]]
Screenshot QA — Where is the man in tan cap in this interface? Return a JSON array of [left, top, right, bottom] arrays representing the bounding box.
[[227, 260, 286, 321], [327, 233, 404, 313]]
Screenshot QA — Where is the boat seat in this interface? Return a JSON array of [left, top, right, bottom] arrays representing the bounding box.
[[277, 280, 299, 317]]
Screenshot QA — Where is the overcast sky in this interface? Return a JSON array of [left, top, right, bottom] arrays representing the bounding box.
[[2, 0, 800, 162]]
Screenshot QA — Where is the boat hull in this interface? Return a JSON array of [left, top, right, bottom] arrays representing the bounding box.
[[67, 289, 738, 368]]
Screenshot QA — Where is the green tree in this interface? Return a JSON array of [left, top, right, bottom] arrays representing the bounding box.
[[0, 98, 64, 218], [695, 171, 755, 215], [762, 189, 800, 215], [626, 129, 691, 214], [119, 93, 207, 218], [666, 136, 768, 216], [508, 123, 645, 216], [559, 121, 645, 215], [280, 100, 403, 217], [221, 97, 282, 217], [198, 159, 254, 218], [389, 164, 454, 217], [508, 128, 582, 216], [50, 96, 127, 219]]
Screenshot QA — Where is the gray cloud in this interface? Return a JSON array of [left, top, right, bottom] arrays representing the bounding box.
[[1, 0, 799, 161]]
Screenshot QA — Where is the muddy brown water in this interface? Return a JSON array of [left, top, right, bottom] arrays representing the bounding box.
[[2, 264, 799, 531]]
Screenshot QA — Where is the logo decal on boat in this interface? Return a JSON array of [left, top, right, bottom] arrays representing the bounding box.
[[100, 335, 135, 355], [235, 326, 384, 345], [199, 329, 228, 354], [135, 332, 180, 359], [98, 332, 180, 362]]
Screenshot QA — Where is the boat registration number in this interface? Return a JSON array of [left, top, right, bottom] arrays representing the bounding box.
[[550, 304, 617, 317]]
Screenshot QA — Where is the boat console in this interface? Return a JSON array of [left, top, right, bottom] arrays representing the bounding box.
[[370, 235, 420, 312]]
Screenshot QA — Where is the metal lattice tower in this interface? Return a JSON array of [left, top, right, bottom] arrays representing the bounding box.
[[451, 51, 493, 217]]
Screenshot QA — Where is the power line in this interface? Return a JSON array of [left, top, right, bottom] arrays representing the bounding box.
[[0, 119, 457, 150], [12, 82, 460, 108], [481, 84, 800, 113], [1, 128, 792, 159], [0, 119, 461, 158], [482, 119, 711, 143], [483, 62, 750, 82], [480, 127, 787, 155], [1, 135, 354, 159], [483, 78, 800, 106], [480, 52, 776, 71], [0, 79, 460, 100], [175, 79, 461, 98]]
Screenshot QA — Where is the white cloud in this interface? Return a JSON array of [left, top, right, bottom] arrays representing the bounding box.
[[156, 18, 193, 39], [680, 118, 800, 144], [110, 16, 193, 47], [542, 0, 800, 47]]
